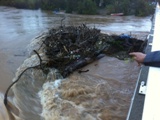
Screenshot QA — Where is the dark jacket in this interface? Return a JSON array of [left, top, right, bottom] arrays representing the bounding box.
[[144, 51, 160, 67]]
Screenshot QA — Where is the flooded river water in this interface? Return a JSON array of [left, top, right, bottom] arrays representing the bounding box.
[[0, 6, 151, 120]]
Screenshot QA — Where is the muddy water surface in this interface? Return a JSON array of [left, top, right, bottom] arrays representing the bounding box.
[[0, 6, 151, 120]]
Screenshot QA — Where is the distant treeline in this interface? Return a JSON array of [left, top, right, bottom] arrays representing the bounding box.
[[0, 0, 158, 16]]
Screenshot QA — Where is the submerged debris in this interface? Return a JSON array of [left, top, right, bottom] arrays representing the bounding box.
[[41, 25, 147, 78]]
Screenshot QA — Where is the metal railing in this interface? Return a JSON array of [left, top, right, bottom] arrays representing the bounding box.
[[142, 3, 160, 120]]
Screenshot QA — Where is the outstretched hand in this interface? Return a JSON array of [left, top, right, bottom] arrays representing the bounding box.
[[129, 52, 146, 66]]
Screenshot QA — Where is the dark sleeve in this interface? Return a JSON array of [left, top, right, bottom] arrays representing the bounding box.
[[143, 51, 160, 67]]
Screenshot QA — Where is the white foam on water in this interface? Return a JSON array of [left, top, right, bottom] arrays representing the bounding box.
[[54, 79, 61, 88], [0, 93, 3, 99], [38, 79, 63, 119], [38, 79, 97, 120], [38, 79, 62, 100]]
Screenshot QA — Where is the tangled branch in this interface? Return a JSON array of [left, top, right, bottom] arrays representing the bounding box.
[[4, 50, 42, 106]]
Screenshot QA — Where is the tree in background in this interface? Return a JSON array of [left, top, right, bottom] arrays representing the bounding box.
[[57, 0, 66, 10], [105, 0, 122, 14], [0, 0, 156, 16], [135, 0, 154, 16], [0, 0, 40, 9], [65, 0, 78, 13], [105, 0, 154, 16], [40, 0, 66, 10], [0, 0, 12, 6], [40, 0, 55, 10], [77, 0, 97, 14], [119, 0, 131, 15]]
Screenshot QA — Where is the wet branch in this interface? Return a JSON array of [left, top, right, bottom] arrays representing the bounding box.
[[4, 50, 43, 106]]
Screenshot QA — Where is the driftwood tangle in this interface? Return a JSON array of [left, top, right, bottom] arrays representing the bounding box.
[[42, 25, 147, 78]]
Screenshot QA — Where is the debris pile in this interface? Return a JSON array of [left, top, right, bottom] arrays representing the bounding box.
[[41, 25, 147, 77]]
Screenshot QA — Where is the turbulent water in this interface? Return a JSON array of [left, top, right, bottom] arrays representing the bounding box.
[[0, 6, 151, 120], [3, 33, 141, 120], [8, 47, 141, 120]]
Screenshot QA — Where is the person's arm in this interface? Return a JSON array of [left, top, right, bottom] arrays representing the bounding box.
[[129, 51, 160, 67], [143, 51, 160, 67], [129, 52, 146, 66]]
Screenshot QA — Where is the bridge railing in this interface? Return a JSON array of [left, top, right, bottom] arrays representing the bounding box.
[[142, 3, 160, 120]]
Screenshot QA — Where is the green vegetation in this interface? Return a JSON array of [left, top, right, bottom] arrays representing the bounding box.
[[134, 0, 155, 16], [0, 0, 157, 16], [77, 0, 97, 15]]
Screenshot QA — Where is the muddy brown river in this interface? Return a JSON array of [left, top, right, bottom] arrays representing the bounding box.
[[0, 6, 151, 120]]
